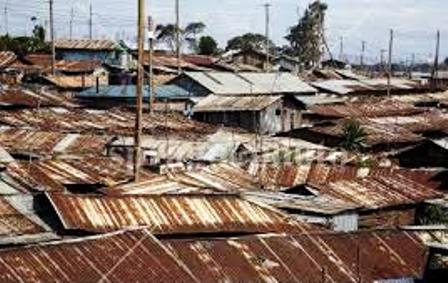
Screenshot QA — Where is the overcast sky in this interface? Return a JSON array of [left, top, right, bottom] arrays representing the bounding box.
[[1, 0, 446, 63]]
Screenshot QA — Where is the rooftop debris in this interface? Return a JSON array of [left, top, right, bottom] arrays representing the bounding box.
[[309, 99, 425, 119], [0, 129, 111, 157], [46, 193, 320, 235], [0, 85, 78, 108], [0, 108, 218, 138], [55, 38, 119, 51], [5, 157, 140, 192]]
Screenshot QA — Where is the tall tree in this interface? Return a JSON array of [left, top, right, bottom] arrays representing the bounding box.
[[226, 33, 274, 51], [285, 1, 328, 68], [198, 36, 218, 55], [156, 22, 205, 53]]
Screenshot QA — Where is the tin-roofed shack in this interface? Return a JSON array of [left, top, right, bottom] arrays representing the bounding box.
[[193, 95, 305, 134]]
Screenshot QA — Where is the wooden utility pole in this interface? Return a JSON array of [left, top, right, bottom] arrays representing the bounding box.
[[339, 36, 344, 62], [69, 7, 74, 39], [148, 16, 156, 114], [360, 41, 366, 68], [432, 30, 440, 90], [49, 0, 55, 75], [175, 0, 181, 74], [264, 3, 271, 72], [89, 3, 93, 39], [134, 0, 146, 181], [3, 3, 8, 35], [387, 29, 394, 97]]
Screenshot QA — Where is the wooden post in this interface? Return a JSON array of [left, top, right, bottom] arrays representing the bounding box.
[[175, 0, 181, 74], [387, 29, 393, 97], [49, 0, 55, 75]]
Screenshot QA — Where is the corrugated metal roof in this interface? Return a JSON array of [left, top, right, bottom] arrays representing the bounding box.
[[46, 193, 319, 235], [24, 54, 103, 73], [295, 94, 346, 106], [0, 51, 17, 69], [184, 71, 316, 95], [0, 85, 78, 108], [0, 229, 199, 282], [359, 78, 422, 90], [315, 174, 442, 210], [164, 230, 427, 283], [309, 119, 425, 147], [0, 107, 218, 139], [0, 129, 110, 157], [368, 111, 448, 134], [77, 84, 190, 99], [0, 229, 427, 282], [309, 99, 424, 118], [55, 38, 118, 51], [311, 79, 374, 95], [6, 157, 139, 192], [44, 74, 108, 89], [194, 95, 284, 112]]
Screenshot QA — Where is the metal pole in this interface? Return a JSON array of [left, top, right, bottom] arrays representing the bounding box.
[[387, 29, 394, 97], [264, 3, 271, 72], [89, 3, 93, 39], [339, 36, 344, 62], [432, 30, 440, 90], [360, 41, 365, 68], [69, 7, 74, 39], [148, 16, 155, 114], [49, 0, 55, 75], [175, 0, 181, 74], [134, 0, 146, 181], [4, 4, 8, 35]]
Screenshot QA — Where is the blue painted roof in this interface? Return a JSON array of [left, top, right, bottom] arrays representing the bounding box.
[[77, 84, 191, 99]]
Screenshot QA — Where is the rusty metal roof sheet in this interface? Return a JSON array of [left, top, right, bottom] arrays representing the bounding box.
[[5, 157, 138, 192], [368, 111, 448, 134], [46, 193, 319, 235], [55, 38, 118, 51], [0, 52, 17, 69], [164, 230, 427, 283], [309, 119, 425, 147], [311, 79, 374, 95], [0, 229, 199, 282], [0, 107, 218, 138], [0, 129, 110, 157], [0, 85, 78, 108], [43, 74, 108, 89], [315, 174, 442, 210], [309, 99, 424, 119], [24, 54, 103, 73], [194, 95, 285, 112]]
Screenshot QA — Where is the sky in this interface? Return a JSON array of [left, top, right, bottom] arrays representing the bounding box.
[[1, 0, 447, 64]]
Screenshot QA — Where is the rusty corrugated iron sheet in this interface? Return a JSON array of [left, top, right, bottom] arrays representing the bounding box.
[[164, 230, 427, 283], [55, 38, 118, 51], [0, 108, 218, 139], [0, 129, 110, 157], [194, 95, 284, 112], [24, 54, 103, 73], [0, 52, 16, 69], [0, 229, 428, 282], [46, 193, 320, 235], [0, 196, 44, 236], [44, 74, 108, 89], [0, 230, 198, 282], [314, 174, 443, 210], [309, 99, 424, 119], [0, 86, 77, 108], [6, 157, 138, 192], [309, 119, 425, 147], [368, 111, 448, 134]]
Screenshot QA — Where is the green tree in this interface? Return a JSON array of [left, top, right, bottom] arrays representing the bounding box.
[[0, 24, 49, 56], [32, 25, 46, 42], [156, 22, 206, 53], [198, 36, 218, 55], [285, 1, 328, 68], [225, 33, 274, 51], [340, 120, 367, 152]]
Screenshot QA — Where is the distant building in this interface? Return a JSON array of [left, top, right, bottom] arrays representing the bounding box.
[[193, 94, 305, 134], [55, 39, 128, 66]]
